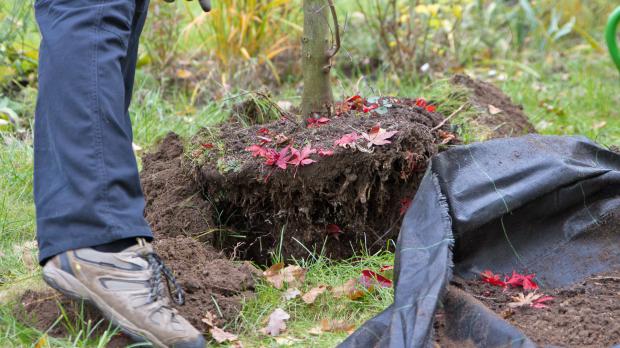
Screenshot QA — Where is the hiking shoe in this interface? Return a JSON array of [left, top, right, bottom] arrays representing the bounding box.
[[42, 238, 205, 348]]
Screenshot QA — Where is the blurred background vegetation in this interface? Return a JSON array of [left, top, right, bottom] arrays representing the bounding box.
[[0, 0, 619, 346], [1, 0, 619, 146]]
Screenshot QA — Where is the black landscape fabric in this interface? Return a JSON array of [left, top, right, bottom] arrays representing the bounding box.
[[339, 134, 620, 348]]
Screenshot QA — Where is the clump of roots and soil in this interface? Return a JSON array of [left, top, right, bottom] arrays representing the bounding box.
[[140, 76, 535, 267]]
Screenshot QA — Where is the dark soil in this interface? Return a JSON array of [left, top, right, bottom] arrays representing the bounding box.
[[451, 74, 536, 139], [152, 236, 259, 329], [442, 271, 620, 347], [15, 290, 133, 348], [141, 133, 214, 240]]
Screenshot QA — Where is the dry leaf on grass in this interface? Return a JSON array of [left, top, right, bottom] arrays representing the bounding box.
[[209, 326, 238, 343], [260, 308, 290, 336], [320, 319, 356, 334], [283, 288, 301, 300], [302, 285, 327, 304], [263, 264, 307, 289], [332, 279, 365, 300]]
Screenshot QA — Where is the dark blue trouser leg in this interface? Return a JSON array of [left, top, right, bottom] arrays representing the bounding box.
[[34, 0, 153, 264]]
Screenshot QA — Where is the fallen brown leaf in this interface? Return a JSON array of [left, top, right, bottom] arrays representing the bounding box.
[[320, 319, 356, 334], [263, 264, 307, 289], [260, 308, 290, 336], [209, 326, 238, 343], [508, 292, 554, 309], [332, 279, 365, 300], [201, 311, 217, 327], [283, 288, 301, 300], [302, 285, 327, 304]]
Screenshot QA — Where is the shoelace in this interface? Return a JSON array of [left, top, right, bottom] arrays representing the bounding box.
[[144, 252, 185, 306]]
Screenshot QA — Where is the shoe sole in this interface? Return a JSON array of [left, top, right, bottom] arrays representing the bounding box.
[[43, 265, 168, 348]]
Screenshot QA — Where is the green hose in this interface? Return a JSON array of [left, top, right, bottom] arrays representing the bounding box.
[[607, 7, 620, 73]]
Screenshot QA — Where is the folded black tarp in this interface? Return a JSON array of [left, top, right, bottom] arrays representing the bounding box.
[[339, 135, 620, 348]]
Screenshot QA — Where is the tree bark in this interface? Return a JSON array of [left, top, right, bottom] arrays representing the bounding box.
[[301, 0, 334, 118]]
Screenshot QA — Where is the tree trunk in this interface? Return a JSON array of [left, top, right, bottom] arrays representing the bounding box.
[[301, 0, 334, 118]]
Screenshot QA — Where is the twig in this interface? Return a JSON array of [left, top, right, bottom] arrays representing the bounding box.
[[326, 0, 341, 58], [431, 102, 469, 132], [472, 294, 498, 301], [591, 276, 620, 282]]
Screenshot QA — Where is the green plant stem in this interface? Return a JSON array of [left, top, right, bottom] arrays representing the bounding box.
[[606, 6, 620, 73]]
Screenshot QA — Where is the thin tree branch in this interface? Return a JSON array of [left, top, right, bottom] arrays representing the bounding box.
[[326, 0, 340, 58], [431, 102, 469, 131]]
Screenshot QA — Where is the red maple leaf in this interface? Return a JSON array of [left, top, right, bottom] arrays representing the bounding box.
[[481, 270, 506, 287], [363, 104, 379, 113], [334, 132, 361, 148], [317, 149, 334, 157], [359, 270, 392, 288], [505, 271, 539, 290], [288, 145, 317, 167], [362, 124, 398, 147], [415, 98, 427, 108], [306, 117, 330, 128], [264, 146, 292, 170], [531, 295, 554, 309], [246, 144, 268, 158]]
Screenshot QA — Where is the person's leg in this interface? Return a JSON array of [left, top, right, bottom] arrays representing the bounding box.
[[34, 0, 152, 264], [35, 2, 205, 346]]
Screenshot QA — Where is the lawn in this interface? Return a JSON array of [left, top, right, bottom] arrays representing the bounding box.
[[0, 0, 618, 347]]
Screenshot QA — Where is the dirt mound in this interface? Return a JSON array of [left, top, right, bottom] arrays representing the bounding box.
[[141, 133, 213, 240], [451, 74, 536, 139], [153, 236, 258, 329]]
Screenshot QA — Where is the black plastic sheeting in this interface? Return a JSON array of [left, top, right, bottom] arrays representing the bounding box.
[[339, 135, 620, 348]]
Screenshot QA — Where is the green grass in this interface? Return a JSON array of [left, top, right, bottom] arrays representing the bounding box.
[[236, 252, 394, 347]]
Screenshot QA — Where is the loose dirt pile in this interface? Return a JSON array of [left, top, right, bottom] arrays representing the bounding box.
[[441, 271, 620, 347], [451, 74, 536, 139]]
